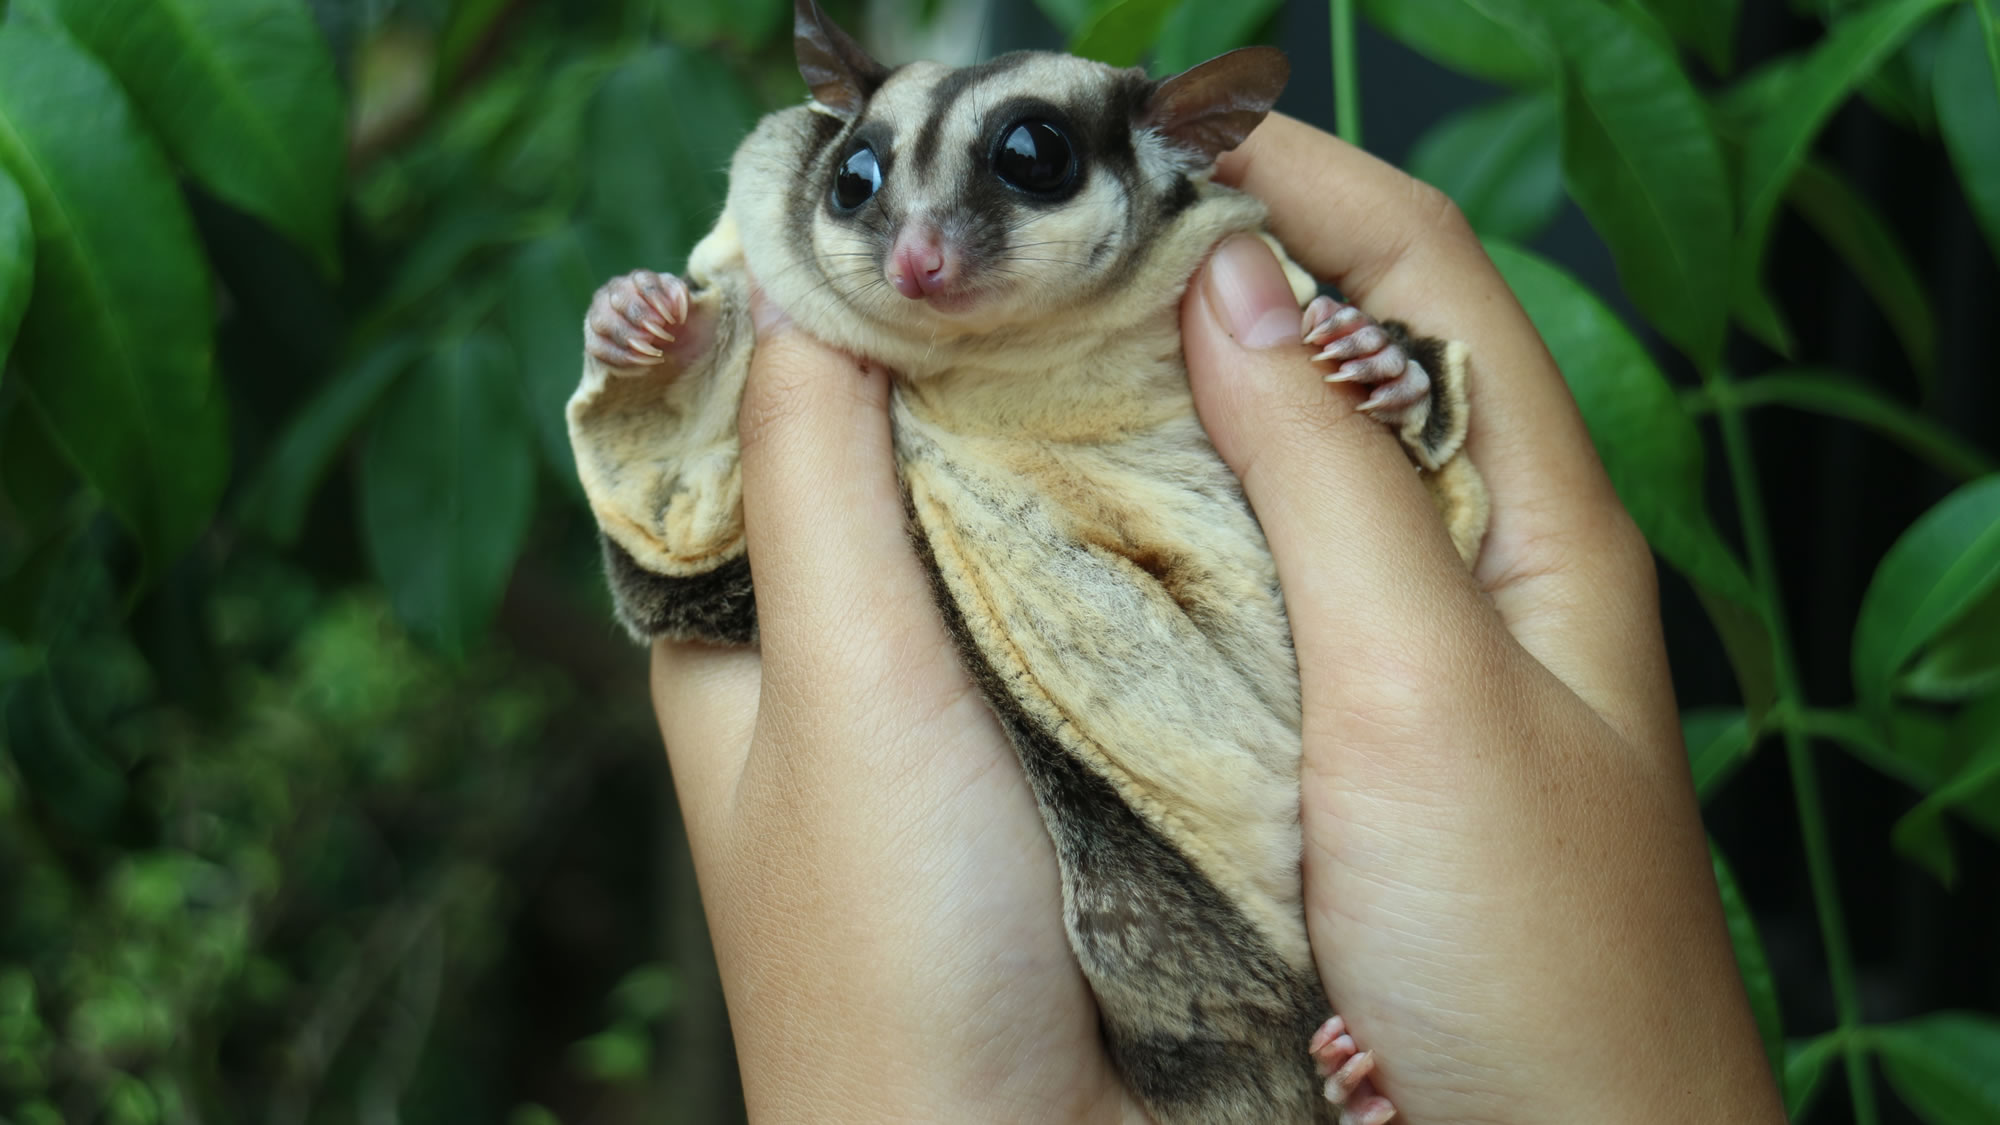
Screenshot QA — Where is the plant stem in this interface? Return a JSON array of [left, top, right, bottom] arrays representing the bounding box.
[[1331, 0, 1362, 146], [1682, 373, 1996, 481], [1707, 372, 1879, 1125]]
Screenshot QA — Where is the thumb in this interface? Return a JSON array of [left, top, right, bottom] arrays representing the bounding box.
[[733, 288, 969, 716], [1181, 235, 1491, 697]]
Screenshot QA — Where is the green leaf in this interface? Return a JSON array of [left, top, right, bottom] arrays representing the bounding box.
[[1358, 0, 1550, 87], [1605, 0, 1680, 52], [71, 982, 170, 1055], [1543, 0, 1732, 368], [112, 851, 205, 923], [570, 1025, 650, 1082], [0, 518, 88, 644], [1714, 53, 1802, 129], [1892, 707, 2000, 885], [1727, 260, 1795, 358], [1713, 370, 1992, 480], [16, 1102, 65, 1125], [1033, 0, 1097, 36], [1737, 0, 1957, 311], [1786, 159, 1937, 380], [1714, 62, 1807, 361], [1715, 59, 1810, 360], [1153, 0, 1283, 73], [1981, 0, 2000, 95], [438, 0, 512, 90], [1875, 1011, 2000, 1123], [237, 337, 421, 545], [2, 668, 126, 831], [0, 168, 28, 374], [359, 332, 536, 659], [484, 51, 621, 201], [0, 407, 91, 641], [609, 964, 679, 1021], [1638, 0, 1737, 73], [1407, 92, 1564, 242], [1980, 0, 2000, 82], [1856, 19, 1948, 136], [503, 229, 615, 487], [105, 1073, 159, 1125], [1070, 0, 1179, 67], [1699, 585, 1779, 722], [1785, 1032, 1844, 1120], [0, 629, 42, 685], [1710, 842, 1783, 1084], [587, 47, 760, 270], [0, 384, 81, 541], [1684, 707, 1757, 799], [1486, 241, 1761, 611], [1805, 702, 2000, 843], [1942, 695, 2000, 840], [0, 25, 225, 569], [1903, 585, 2000, 700], [1852, 476, 2000, 716], [372, 204, 540, 320], [45, 0, 344, 276], [1894, 790, 1960, 883], [1938, 2, 2000, 267], [657, 0, 788, 50]]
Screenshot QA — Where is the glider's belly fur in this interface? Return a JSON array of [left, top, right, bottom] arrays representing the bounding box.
[[896, 403, 1340, 1123]]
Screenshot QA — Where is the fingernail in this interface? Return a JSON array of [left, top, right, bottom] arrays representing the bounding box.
[[1202, 234, 1301, 351]]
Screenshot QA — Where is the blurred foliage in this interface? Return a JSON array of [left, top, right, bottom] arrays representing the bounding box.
[[1, 0, 1998, 1120], [0, 0, 838, 1118], [2, 575, 574, 1120]]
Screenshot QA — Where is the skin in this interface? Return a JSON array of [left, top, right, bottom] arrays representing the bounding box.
[[647, 113, 1789, 1124]]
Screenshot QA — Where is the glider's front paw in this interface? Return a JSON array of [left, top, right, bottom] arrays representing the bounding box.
[[586, 269, 697, 372], [1300, 295, 1431, 423], [1308, 1015, 1397, 1125]]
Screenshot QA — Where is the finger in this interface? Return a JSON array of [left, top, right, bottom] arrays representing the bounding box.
[[732, 292, 973, 739], [650, 637, 761, 843], [1182, 234, 1500, 702], [1219, 114, 1673, 737]]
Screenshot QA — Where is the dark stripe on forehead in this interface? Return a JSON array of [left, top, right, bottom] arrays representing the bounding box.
[[801, 104, 847, 168], [908, 52, 1035, 177], [785, 106, 850, 281], [1076, 70, 1191, 300]]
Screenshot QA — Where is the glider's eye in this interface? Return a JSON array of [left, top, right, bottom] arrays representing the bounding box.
[[833, 144, 882, 211], [994, 120, 1075, 195]]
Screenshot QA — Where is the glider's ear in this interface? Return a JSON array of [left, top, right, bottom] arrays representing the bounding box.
[[795, 0, 889, 119], [1138, 47, 1290, 164]]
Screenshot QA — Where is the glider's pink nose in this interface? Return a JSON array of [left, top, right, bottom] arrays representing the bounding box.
[[889, 224, 956, 299]]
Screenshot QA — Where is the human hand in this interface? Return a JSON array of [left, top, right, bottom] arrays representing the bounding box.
[[648, 294, 1144, 1123], [1182, 113, 1787, 1123], [649, 110, 1787, 1123]]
